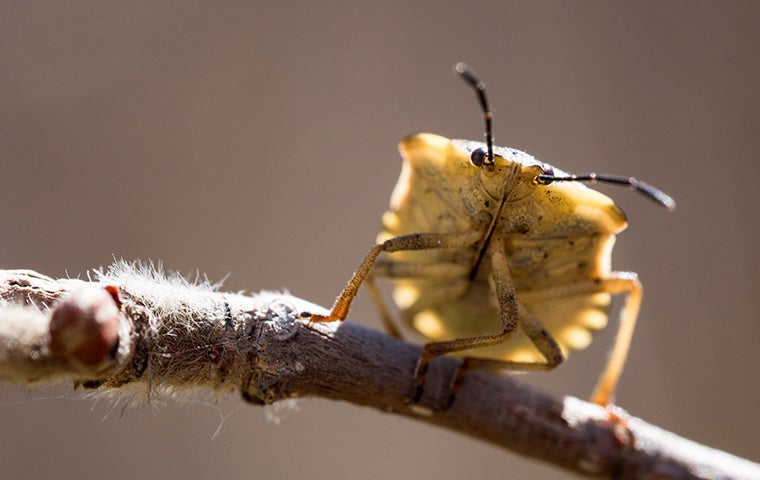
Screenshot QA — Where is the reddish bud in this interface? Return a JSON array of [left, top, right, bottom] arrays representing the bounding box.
[[49, 285, 121, 367]]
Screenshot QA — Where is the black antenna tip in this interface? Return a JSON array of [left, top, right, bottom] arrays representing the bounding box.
[[638, 187, 677, 211], [455, 62, 485, 90]]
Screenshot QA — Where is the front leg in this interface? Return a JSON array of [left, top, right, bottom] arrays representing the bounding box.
[[311, 230, 481, 323]]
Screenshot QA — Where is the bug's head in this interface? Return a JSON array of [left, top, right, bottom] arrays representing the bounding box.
[[451, 137, 546, 205]]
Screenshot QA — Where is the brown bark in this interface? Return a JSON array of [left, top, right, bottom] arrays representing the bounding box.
[[0, 266, 757, 479]]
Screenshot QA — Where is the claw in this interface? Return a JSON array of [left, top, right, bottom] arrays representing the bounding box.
[[309, 313, 335, 323], [604, 404, 636, 448]]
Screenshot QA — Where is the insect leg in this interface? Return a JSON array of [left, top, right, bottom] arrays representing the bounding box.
[[518, 272, 642, 406], [445, 303, 565, 408], [372, 258, 471, 278], [311, 230, 481, 323], [444, 269, 641, 408], [410, 240, 520, 403], [589, 273, 642, 407]]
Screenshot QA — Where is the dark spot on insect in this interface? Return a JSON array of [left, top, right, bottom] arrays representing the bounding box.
[[543, 251, 549, 259], [593, 278, 602, 284], [537, 215, 543, 221], [577, 261, 587, 270], [484, 200, 490, 208], [516, 224, 530, 234], [568, 240, 575, 246]]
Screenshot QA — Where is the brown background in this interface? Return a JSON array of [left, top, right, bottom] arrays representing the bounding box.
[[1, 2, 758, 478]]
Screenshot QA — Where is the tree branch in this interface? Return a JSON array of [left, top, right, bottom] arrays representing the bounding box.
[[0, 263, 757, 479]]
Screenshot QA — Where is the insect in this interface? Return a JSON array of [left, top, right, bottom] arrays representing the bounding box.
[[311, 62, 675, 408]]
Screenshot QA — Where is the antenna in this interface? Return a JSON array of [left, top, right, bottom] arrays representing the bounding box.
[[455, 61, 675, 210], [537, 172, 676, 210], [455, 62, 494, 167]]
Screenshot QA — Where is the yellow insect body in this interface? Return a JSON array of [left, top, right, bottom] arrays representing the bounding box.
[[312, 63, 670, 407], [380, 133, 626, 364]]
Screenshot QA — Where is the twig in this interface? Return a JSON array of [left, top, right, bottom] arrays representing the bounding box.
[[0, 263, 757, 479]]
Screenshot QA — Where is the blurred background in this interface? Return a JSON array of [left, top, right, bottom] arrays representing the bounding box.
[[1, 1, 758, 478]]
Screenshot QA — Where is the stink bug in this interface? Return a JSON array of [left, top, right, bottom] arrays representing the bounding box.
[[312, 63, 674, 408]]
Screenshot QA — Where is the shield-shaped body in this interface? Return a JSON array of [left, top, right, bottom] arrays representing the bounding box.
[[379, 133, 628, 364]]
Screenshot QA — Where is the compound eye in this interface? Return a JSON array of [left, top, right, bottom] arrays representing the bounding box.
[[470, 148, 487, 167], [536, 163, 556, 185]]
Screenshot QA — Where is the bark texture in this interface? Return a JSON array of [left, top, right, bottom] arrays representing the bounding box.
[[0, 265, 758, 479]]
